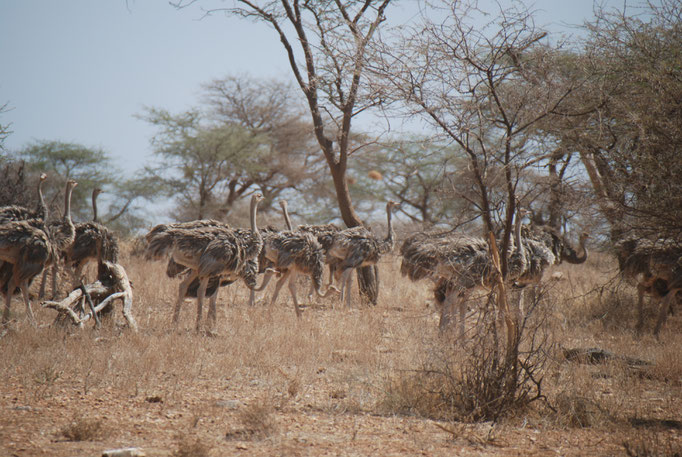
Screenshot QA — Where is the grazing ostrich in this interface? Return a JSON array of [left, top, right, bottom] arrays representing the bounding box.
[[328, 201, 398, 308], [615, 236, 682, 336], [145, 194, 263, 331], [64, 187, 120, 289], [256, 229, 338, 317], [277, 199, 340, 299], [0, 172, 48, 224], [400, 204, 528, 338]]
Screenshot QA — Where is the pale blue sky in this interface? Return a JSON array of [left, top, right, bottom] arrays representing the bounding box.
[[1, 0, 608, 174]]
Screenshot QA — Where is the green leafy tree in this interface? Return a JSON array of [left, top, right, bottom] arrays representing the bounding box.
[[142, 107, 278, 220], [14, 140, 151, 235], [353, 137, 467, 226], [184, 0, 397, 304]]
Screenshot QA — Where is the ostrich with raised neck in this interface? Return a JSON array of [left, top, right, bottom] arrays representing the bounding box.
[[328, 201, 399, 308], [0, 172, 49, 224]]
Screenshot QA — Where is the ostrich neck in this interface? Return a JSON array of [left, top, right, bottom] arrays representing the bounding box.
[[511, 207, 527, 273], [385, 204, 394, 244], [92, 191, 99, 222], [250, 197, 261, 243], [64, 184, 73, 224], [564, 235, 589, 264], [281, 202, 293, 230], [514, 208, 522, 250], [37, 178, 47, 221]]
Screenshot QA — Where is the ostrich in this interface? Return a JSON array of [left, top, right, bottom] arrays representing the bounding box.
[[0, 172, 48, 224], [255, 229, 338, 317], [0, 221, 51, 326], [64, 187, 120, 289], [145, 194, 263, 331], [146, 218, 239, 310], [0, 173, 50, 299], [514, 228, 589, 316], [0, 179, 76, 325], [48, 179, 78, 251], [400, 204, 528, 338], [192, 194, 264, 330], [39, 180, 79, 298], [327, 201, 398, 308], [277, 199, 340, 298], [615, 236, 682, 336]]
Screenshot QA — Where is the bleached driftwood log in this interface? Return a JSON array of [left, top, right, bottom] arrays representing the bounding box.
[[41, 262, 137, 332]]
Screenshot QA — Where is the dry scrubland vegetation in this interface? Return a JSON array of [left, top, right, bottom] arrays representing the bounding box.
[[1, 243, 681, 457]]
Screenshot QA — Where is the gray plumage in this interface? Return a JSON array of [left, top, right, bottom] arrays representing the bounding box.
[[64, 188, 120, 287], [328, 201, 398, 308], [257, 229, 335, 317], [399, 205, 529, 338], [0, 220, 52, 325], [46, 179, 78, 254], [278, 200, 340, 298], [144, 194, 263, 331]]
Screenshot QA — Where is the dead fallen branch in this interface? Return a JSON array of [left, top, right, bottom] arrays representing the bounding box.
[[41, 262, 137, 332], [562, 347, 650, 368]]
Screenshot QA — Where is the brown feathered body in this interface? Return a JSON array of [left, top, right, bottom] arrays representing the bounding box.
[[262, 231, 325, 292], [0, 221, 52, 323], [65, 221, 119, 270], [400, 232, 491, 287], [327, 202, 397, 308]]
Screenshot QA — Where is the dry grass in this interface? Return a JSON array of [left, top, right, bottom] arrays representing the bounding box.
[[173, 433, 213, 457], [59, 414, 106, 442], [0, 247, 680, 456]]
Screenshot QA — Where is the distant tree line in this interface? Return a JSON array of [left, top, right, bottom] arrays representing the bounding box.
[[1, 0, 679, 255]]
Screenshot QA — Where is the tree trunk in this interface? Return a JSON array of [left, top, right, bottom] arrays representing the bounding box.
[[328, 158, 379, 304]]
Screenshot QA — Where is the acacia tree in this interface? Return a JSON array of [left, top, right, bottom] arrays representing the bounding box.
[[371, 0, 584, 276], [352, 137, 467, 226], [566, 0, 682, 242], [178, 0, 397, 303], [202, 75, 322, 216], [15, 140, 149, 232], [142, 107, 272, 220]]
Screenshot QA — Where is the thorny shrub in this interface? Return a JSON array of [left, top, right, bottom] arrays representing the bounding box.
[[380, 286, 553, 422], [59, 414, 106, 442]]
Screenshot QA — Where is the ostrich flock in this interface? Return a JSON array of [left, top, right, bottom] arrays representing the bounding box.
[[0, 174, 679, 338]]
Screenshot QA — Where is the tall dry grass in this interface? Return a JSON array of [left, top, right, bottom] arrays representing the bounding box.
[[0, 243, 680, 452]]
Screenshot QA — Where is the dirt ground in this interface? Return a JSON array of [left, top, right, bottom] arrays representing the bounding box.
[[1, 252, 681, 457]]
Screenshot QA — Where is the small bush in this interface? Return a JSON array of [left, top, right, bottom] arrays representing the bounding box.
[[173, 433, 212, 457], [552, 391, 609, 428], [226, 401, 278, 441], [379, 290, 552, 422], [59, 415, 105, 441]]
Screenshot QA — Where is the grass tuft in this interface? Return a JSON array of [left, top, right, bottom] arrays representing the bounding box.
[[59, 414, 106, 442]]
